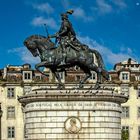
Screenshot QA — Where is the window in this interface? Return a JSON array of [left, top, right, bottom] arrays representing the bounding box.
[[59, 72, 64, 79], [138, 88, 140, 98], [55, 72, 65, 82], [7, 106, 15, 118], [58, 72, 65, 80], [76, 75, 81, 81], [122, 106, 129, 118], [23, 71, 32, 81], [24, 124, 28, 138], [23, 86, 31, 94], [7, 127, 15, 138], [136, 76, 140, 81], [122, 73, 129, 80], [121, 85, 129, 96], [74, 66, 80, 71], [122, 126, 129, 131], [7, 88, 15, 98], [24, 73, 31, 80], [90, 72, 96, 80], [138, 107, 140, 118], [138, 126, 140, 140], [35, 76, 41, 80], [121, 126, 129, 140], [108, 75, 112, 81]]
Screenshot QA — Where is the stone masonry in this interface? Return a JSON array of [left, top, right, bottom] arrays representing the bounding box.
[[19, 89, 128, 140]]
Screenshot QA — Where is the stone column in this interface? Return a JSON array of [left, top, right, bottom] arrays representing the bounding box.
[[19, 89, 128, 140]]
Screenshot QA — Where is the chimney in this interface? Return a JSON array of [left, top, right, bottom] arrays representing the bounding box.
[[128, 58, 131, 64], [3, 67, 7, 79]]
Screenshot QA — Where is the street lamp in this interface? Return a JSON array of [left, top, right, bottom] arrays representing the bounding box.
[[0, 103, 3, 140]]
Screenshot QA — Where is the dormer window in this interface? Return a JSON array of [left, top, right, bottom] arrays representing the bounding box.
[[120, 72, 130, 81], [89, 72, 97, 80], [24, 73, 31, 80], [122, 73, 128, 80], [23, 71, 32, 81]]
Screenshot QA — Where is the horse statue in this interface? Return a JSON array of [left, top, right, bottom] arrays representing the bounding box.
[[24, 35, 109, 89]]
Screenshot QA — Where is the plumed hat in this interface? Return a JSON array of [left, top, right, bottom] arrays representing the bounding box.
[[61, 9, 74, 19], [66, 9, 74, 15]]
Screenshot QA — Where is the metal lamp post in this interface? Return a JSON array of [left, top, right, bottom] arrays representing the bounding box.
[[0, 103, 3, 140]]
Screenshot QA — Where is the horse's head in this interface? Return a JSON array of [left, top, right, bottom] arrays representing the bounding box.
[[24, 35, 41, 57], [24, 35, 55, 57]]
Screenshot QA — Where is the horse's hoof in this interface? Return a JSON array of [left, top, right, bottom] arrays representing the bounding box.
[[93, 83, 100, 90], [57, 85, 65, 90], [79, 84, 83, 89], [89, 86, 93, 89]]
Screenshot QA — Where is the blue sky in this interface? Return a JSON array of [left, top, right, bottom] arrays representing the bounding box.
[[0, 0, 140, 70]]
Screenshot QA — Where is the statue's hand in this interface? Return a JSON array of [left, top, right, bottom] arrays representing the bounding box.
[[48, 35, 51, 38], [48, 33, 59, 38]]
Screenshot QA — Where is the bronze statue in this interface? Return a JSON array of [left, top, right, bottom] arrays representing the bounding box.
[[24, 10, 109, 89], [49, 10, 88, 65]]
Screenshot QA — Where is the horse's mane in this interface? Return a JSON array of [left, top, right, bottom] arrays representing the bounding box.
[[29, 34, 47, 40], [25, 34, 55, 50]]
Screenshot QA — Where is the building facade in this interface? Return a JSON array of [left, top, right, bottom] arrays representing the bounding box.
[[0, 58, 140, 140]]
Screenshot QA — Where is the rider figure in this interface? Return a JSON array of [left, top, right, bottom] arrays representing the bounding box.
[[49, 10, 88, 65]]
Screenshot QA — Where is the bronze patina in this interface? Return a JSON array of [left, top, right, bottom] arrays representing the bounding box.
[[24, 10, 109, 89]]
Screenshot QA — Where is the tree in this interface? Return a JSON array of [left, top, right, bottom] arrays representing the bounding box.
[[121, 129, 129, 140]]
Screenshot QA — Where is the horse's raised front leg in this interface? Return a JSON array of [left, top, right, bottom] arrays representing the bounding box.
[[35, 62, 49, 76], [36, 62, 65, 89]]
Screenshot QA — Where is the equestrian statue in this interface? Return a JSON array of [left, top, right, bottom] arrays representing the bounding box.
[[24, 10, 109, 89]]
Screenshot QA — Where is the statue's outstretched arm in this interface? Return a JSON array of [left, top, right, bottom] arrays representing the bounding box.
[[49, 33, 58, 38]]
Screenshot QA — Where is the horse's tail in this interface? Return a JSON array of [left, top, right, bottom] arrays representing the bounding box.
[[90, 49, 105, 69]]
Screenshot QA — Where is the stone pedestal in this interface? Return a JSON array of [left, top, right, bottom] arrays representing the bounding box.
[[19, 89, 128, 140]]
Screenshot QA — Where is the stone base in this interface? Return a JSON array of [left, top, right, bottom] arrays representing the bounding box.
[[19, 89, 128, 140]]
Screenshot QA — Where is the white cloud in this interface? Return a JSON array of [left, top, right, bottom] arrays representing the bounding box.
[[73, 7, 94, 22], [112, 0, 127, 9], [74, 7, 85, 17], [78, 35, 136, 66], [94, 0, 127, 15], [32, 2, 54, 14], [31, 16, 58, 30], [96, 0, 112, 14], [120, 46, 132, 54], [8, 47, 40, 64]]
